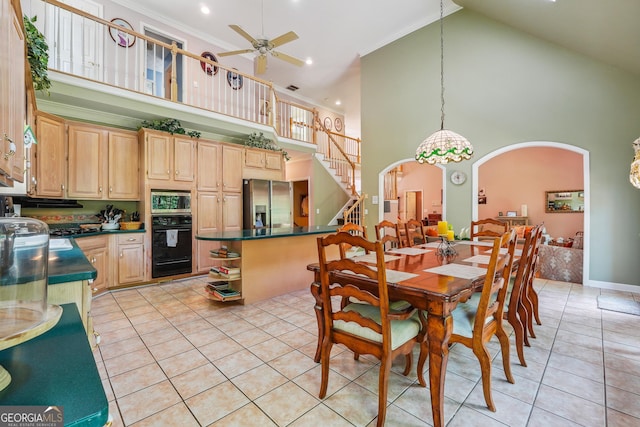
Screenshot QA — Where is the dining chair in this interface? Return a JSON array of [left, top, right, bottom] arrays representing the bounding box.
[[316, 232, 427, 426], [374, 220, 403, 250], [522, 225, 544, 338], [423, 229, 517, 412], [503, 223, 541, 366], [337, 222, 368, 258], [470, 218, 508, 241], [404, 218, 427, 247]]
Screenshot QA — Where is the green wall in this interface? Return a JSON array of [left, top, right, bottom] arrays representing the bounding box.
[[361, 9, 640, 287], [312, 159, 350, 226]]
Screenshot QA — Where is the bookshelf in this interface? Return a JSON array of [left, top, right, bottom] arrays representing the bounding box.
[[205, 245, 242, 302]]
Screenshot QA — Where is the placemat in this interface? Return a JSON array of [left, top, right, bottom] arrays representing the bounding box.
[[456, 240, 494, 247], [424, 264, 488, 280], [462, 255, 492, 264], [387, 247, 433, 256], [351, 253, 402, 263]]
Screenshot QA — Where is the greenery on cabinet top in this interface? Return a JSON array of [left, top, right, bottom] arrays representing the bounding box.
[[139, 118, 201, 139]]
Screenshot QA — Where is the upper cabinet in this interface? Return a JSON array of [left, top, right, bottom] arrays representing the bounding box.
[[0, 0, 25, 184], [140, 129, 195, 185], [34, 113, 66, 198], [67, 123, 139, 200], [243, 147, 284, 181]]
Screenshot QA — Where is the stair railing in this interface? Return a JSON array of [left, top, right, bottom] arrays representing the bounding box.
[[343, 193, 367, 226], [314, 114, 360, 196]]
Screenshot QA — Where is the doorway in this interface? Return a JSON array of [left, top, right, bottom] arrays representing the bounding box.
[[404, 190, 423, 222], [143, 28, 184, 101], [292, 180, 309, 226]]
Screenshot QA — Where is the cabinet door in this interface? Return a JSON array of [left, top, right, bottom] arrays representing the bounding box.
[[76, 236, 109, 294], [222, 192, 242, 230], [222, 145, 243, 193], [244, 148, 264, 168], [7, 7, 24, 181], [108, 131, 139, 199], [35, 114, 67, 198], [197, 142, 220, 191], [174, 137, 195, 182], [68, 125, 107, 199], [265, 151, 283, 171], [146, 132, 172, 180], [118, 244, 145, 284], [197, 192, 221, 233]]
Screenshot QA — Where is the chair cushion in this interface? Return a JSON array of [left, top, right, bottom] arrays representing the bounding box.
[[451, 293, 483, 338], [335, 303, 421, 350]]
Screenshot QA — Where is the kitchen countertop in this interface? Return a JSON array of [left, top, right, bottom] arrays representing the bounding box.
[[48, 238, 97, 285], [196, 225, 338, 241], [0, 303, 109, 426]]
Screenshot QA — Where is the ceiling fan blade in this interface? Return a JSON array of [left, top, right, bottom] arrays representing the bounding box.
[[269, 31, 299, 48], [255, 55, 267, 74], [271, 50, 305, 67], [218, 49, 254, 57], [229, 24, 259, 45]]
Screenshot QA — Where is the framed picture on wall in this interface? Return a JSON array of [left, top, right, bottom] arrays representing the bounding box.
[[109, 18, 135, 48], [507, 211, 517, 217]]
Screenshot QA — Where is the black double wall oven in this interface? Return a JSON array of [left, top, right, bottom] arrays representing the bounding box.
[[150, 191, 193, 278]]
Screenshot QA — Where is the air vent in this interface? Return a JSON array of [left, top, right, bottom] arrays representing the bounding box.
[[286, 85, 299, 91]]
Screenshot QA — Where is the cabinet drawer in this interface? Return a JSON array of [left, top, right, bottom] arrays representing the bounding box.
[[75, 235, 108, 252], [117, 233, 144, 245]]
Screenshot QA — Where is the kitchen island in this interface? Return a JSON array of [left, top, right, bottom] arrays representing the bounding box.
[[197, 226, 337, 304]]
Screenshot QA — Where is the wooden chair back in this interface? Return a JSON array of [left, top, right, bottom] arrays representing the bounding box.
[[337, 223, 368, 258], [404, 219, 426, 247], [374, 220, 403, 250], [446, 229, 517, 412], [316, 231, 425, 426], [470, 218, 509, 241]]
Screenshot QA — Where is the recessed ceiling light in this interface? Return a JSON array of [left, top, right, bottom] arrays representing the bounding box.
[[335, 100, 341, 106], [305, 58, 313, 65], [201, 5, 210, 14]]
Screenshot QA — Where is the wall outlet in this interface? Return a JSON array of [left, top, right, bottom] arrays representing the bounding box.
[[316, 208, 320, 214], [193, 81, 198, 88], [364, 209, 368, 215]]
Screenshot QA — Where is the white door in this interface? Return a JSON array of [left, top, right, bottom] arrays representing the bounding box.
[[45, 0, 103, 80]]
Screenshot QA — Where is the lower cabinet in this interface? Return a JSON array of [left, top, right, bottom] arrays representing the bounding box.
[[75, 235, 109, 295], [116, 233, 145, 284], [47, 279, 94, 344]]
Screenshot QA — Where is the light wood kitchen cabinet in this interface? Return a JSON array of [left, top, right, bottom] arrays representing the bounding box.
[[0, 0, 25, 183], [243, 147, 285, 180], [75, 236, 109, 295], [115, 233, 145, 285], [222, 144, 243, 192], [34, 113, 66, 198], [68, 124, 139, 200], [197, 141, 220, 192], [141, 129, 195, 184]]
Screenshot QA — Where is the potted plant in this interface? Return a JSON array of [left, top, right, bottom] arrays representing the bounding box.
[[244, 132, 289, 160], [23, 16, 51, 94], [138, 118, 201, 138]]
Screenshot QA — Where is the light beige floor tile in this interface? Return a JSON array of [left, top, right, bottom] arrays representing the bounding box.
[[606, 385, 640, 419], [605, 352, 640, 377], [139, 325, 182, 347], [99, 335, 146, 360], [254, 381, 319, 426], [147, 335, 195, 361], [231, 327, 273, 348], [243, 311, 279, 327], [542, 366, 605, 404], [216, 318, 257, 336], [210, 402, 278, 426], [288, 403, 354, 427], [215, 348, 264, 378], [199, 337, 244, 361], [446, 405, 508, 427], [354, 365, 416, 403], [96, 324, 139, 346], [606, 408, 640, 427], [534, 384, 605, 427], [107, 400, 124, 427], [547, 352, 604, 382], [170, 362, 226, 399], [92, 309, 128, 324], [110, 362, 167, 398], [526, 407, 583, 427], [551, 339, 603, 365], [269, 349, 319, 379], [130, 402, 200, 427], [489, 368, 539, 404], [293, 364, 351, 399], [117, 380, 182, 425], [276, 328, 317, 349], [249, 337, 294, 362], [156, 348, 209, 378], [325, 350, 376, 381], [186, 381, 250, 426], [604, 339, 640, 363], [231, 363, 289, 400], [464, 382, 532, 427], [103, 348, 156, 377], [132, 317, 173, 335], [121, 303, 158, 318], [260, 318, 299, 337], [184, 326, 226, 347]]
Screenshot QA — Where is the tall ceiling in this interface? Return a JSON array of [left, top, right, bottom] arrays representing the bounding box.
[[112, 0, 639, 132]]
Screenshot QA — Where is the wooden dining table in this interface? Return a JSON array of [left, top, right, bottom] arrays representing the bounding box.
[[307, 239, 513, 427]]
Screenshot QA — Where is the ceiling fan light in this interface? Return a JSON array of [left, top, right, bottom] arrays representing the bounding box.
[[415, 129, 473, 165]]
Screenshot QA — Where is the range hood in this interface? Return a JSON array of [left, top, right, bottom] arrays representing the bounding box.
[[12, 197, 84, 209]]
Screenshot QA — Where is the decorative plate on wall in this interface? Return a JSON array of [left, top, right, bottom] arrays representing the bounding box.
[[200, 52, 219, 76], [323, 117, 332, 130], [227, 69, 243, 90], [109, 18, 135, 48], [334, 117, 343, 132]]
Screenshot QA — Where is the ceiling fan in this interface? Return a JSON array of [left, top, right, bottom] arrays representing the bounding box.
[[217, 1, 305, 74]]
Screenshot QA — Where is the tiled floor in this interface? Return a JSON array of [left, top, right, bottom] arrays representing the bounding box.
[[91, 277, 640, 426]]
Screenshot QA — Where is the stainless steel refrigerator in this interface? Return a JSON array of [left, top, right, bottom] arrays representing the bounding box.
[[243, 179, 293, 229]]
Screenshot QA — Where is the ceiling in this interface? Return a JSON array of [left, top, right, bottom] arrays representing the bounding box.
[[112, 0, 639, 132]]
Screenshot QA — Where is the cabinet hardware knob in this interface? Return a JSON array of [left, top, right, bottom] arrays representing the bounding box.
[[120, 253, 123, 258], [109, 186, 113, 192], [175, 170, 179, 176], [93, 287, 98, 292], [99, 186, 103, 193], [128, 238, 135, 241]]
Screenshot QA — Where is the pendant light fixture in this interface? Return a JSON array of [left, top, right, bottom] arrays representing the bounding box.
[[415, 0, 473, 165]]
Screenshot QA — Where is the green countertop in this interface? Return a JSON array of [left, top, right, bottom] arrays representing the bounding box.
[[196, 225, 338, 241], [48, 239, 97, 285], [0, 303, 109, 426]]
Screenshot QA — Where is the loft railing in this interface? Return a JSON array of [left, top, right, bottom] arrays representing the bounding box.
[[343, 193, 366, 226]]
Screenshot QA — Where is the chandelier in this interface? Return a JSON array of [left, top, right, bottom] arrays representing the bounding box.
[[630, 138, 640, 189], [416, 0, 473, 165]]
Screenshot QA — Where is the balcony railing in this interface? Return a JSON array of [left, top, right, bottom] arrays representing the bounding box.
[[28, 0, 361, 195]]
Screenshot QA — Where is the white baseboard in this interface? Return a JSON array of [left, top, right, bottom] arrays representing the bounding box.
[[584, 279, 640, 294]]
